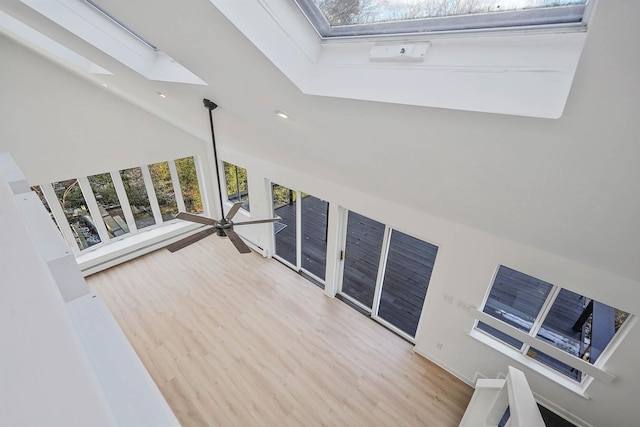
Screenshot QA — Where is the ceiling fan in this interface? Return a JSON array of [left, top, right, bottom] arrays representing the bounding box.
[[167, 99, 280, 254]]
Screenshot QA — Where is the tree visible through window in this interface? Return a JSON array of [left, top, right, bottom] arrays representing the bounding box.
[[314, 0, 586, 26], [31, 185, 60, 230], [88, 172, 130, 238], [299, 0, 587, 37], [120, 167, 156, 230], [175, 156, 203, 214], [32, 156, 205, 253], [223, 161, 250, 212], [149, 161, 179, 221], [52, 179, 101, 250]]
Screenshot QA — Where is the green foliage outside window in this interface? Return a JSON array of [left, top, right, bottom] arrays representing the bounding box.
[[53, 179, 101, 250], [175, 157, 203, 214], [223, 161, 250, 211], [120, 167, 156, 230], [149, 161, 178, 221], [272, 183, 296, 209]]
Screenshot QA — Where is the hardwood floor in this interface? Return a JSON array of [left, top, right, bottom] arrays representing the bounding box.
[[87, 236, 472, 426]]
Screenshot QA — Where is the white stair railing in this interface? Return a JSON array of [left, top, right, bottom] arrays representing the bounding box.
[[459, 366, 546, 427]]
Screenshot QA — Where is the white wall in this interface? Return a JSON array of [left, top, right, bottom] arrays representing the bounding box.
[[215, 134, 640, 427], [2, 21, 639, 427], [0, 33, 219, 217], [0, 158, 117, 427]]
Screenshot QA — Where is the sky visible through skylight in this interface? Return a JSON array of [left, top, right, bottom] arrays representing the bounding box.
[[313, 0, 587, 26]]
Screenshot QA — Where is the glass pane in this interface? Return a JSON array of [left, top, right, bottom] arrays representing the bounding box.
[[30, 185, 60, 231], [149, 161, 178, 221], [528, 290, 631, 381], [535, 289, 585, 354], [477, 322, 524, 349], [378, 230, 438, 337], [120, 167, 156, 230], [480, 265, 553, 347], [52, 179, 101, 250], [175, 157, 203, 214], [528, 346, 582, 381], [272, 183, 296, 265], [301, 194, 328, 280], [314, 0, 586, 27], [88, 173, 130, 238], [224, 161, 250, 211], [341, 211, 385, 309], [306, 0, 586, 36]]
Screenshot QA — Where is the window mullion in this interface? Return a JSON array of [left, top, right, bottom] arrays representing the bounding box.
[[529, 286, 561, 337], [41, 183, 81, 256], [295, 190, 302, 270], [110, 171, 137, 233], [168, 160, 185, 213], [142, 165, 163, 224], [371, 226, 392, 318], [234, 165, 240, 202], [193, 156, 210, 217], [218, 160, 227, 213], [77, 176, 110, 243]]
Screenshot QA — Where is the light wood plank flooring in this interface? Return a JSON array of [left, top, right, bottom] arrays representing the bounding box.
[[87, 236, 472, 426]]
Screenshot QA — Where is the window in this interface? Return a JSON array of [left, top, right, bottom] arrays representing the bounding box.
[[476, 266, 630, 383], [30, 185, 60, 230], [34, 157, 204, 255], [175, 156, 203, 214], [52, 179, 102, 250], [271, 185, 329, 283], [120, 167, 156, 230], [340, 210, 438, 339], [223, 162, 250, 212], [295, 0, 588, 38], [20, 0, 205, 84], [149, 161, 179, 221], [88, 172, 130, 238], [272, 183, 296, 265]]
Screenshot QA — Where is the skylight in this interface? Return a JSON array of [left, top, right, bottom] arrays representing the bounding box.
[[295, 0, 588, 38], [20, 0, 206, 85], [0, 11, 111, 75]]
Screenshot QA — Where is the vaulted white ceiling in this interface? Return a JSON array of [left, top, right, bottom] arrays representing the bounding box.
[[2, 0, 640, 282]]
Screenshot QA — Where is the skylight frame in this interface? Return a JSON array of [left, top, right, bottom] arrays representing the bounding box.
[[83, 0, 158, 51], [0, 10, 112, 75], [19, 0, 207, 85], [294, 1, 588, 39]]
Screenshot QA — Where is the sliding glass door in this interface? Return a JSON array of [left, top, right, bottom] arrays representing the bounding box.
[[301, 194, 328, 280], [341, 211, 385, 307], [378, 229, 438, 337], [339, 209, 438, 339], [272, 183, 328, 284], [272, 183, 297, 266]]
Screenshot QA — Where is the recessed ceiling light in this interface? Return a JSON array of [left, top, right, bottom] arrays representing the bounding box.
[[100, 83, 109, 88], [275, 110, 289, 119], [158, 92, 167, 98]]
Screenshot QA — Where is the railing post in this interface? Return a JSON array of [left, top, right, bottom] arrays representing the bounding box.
[[459, 366, 545, 427]]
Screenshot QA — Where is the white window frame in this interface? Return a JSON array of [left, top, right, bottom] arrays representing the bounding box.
[[294, 0, 589, 39], [174, 156, 208, 216], [222, 161, 250, 212], [471, 265, 633, 390], [110, 170, 138, 233], [35, 156, 206, 256], [336, 209, 439, 342]]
